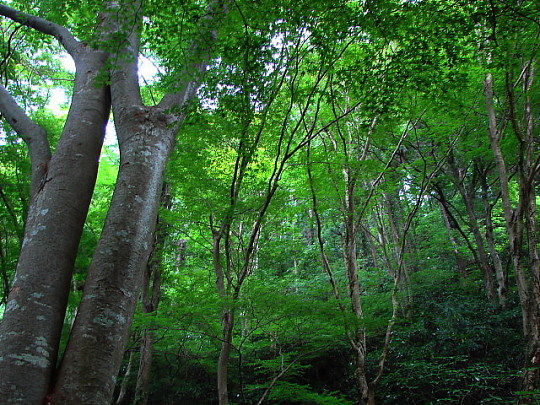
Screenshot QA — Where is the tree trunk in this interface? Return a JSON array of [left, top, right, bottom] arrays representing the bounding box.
[[360, 220, 379, 270], [217, 310, 235, 405], [51, 123, 174, 404], [437, 199, 468, 278], [485, 69, 540, 399], [0, 38, 109, 403], [50, 0, 228, 401], [447, 154, 497, 301], [116, 350, 135, 405], [134, 326, 155, 405], [383, 191, 412, 312], [342, 167, 369, 403], [519, 65, 540, 397], [478, 168, 507, 306], [134, 186, 169, 405]]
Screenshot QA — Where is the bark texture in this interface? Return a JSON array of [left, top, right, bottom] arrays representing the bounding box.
[[133, 185, 170, 405], [0, 6, 110, 403], [50, 1, 228, 402], [51, 120, 174, 404]]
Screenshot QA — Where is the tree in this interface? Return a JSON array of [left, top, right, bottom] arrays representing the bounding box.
[[0, 3, 110, 402], [1, 0, 539, 403]]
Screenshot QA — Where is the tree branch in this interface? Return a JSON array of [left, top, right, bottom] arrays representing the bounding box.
[[158, 0, 229, 111], [0, 83, 51, 195], [0, 4, 81, 57], [107, 0, 143, 109]]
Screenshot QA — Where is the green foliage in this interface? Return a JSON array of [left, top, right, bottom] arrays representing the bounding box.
[[2, 0, 538, 402], [257, 382, 354, 405], [0, 127, 29, 305], [379, 269, 522, 403]]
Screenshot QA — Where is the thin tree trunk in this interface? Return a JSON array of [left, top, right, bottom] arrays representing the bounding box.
[[217, 310, 234, 405], [478, 168, 507, 306], [0, 234, 11, 304], [116, 350, 135, 405], [0, 185, 24, 242], [212, 225, 237, 405], [432, 185, 481, 275], [134, 317, 156, 405], [447, 154, 497, 301], [134, 186, 170, 405], [133, 279, 161, 405], [437, 198, 468, 278], [383, 191, 412, 312], [485, 69, 540, 399], [342, 167, 369, 403], [519, 65, 540, 396], [360, 221, 379, 270]]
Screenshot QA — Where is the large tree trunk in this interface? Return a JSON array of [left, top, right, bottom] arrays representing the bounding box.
[[0, 7, 110, 401], [51, 123, 174, 404], [50, 0, 228, 401]]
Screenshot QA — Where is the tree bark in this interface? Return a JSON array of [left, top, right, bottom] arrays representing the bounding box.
[[217, 310, 234, 405], [0, 6, 110, 403], [342, 167, 369, 403], [51, 1, 228, 402], [134, 185, 170, 405], [51, 120, 174, 404]]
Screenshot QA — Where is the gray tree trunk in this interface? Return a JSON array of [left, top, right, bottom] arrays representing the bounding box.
[[437, 199, 468, 278], [116, 350, 135, 405], [134, 185, 170, 405], [50, 1, 228, 402], [478, 168, 507, 306], [342, 167, 369, 403], [217, 310, 235, 405], [485, 70, 540, 399], [51, 123, 174, 404], [0, 6, 110, 403]]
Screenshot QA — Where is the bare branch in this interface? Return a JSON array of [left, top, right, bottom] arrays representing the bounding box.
[[0, 4, 81, 57], [0, 83, 51, 194]]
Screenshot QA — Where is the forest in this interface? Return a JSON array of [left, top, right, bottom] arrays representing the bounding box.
[[0, 0, 539, 404]]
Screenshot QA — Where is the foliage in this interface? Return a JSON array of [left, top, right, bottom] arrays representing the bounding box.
[[1, 0, 539, 403]]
